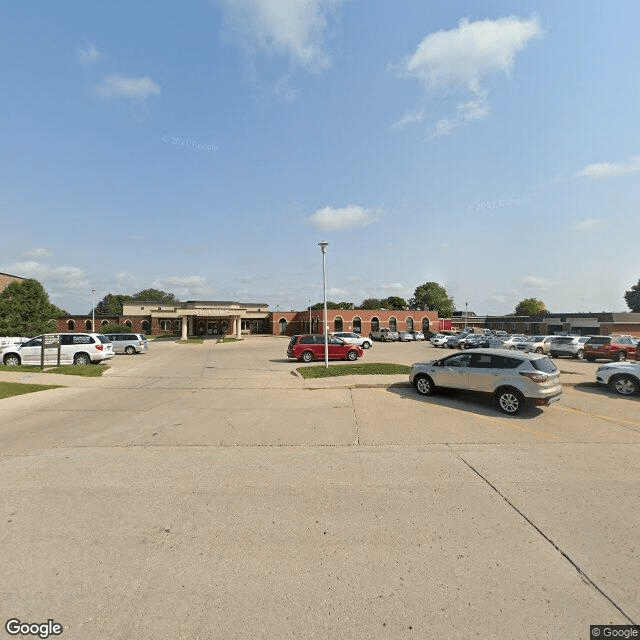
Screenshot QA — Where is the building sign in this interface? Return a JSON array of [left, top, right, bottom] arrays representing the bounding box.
[[41, 334, 61, 368]]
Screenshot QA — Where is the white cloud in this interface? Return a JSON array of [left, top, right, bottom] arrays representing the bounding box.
[[20, 248, 54, 259], [379, 283, 405, 293], [217, 0, 342, 71], [78, 44, 103, 64], [307, 204, 379, 230], [574, 156, 640, 179], [94, 74, 161, 100], [573, 218, 604, 232], [521, 275, 557, 288], [390, 109, 425, 130], [395, 15, 541, 135], [327, 287, 349, 298], [4, 261, 90, 290], [151, 275, 212, 298]]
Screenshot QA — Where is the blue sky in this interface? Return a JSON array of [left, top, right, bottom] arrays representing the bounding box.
[[2, 1, 639, 315]]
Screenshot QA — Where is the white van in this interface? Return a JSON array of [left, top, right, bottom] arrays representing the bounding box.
[[1, 333, 114, 366]]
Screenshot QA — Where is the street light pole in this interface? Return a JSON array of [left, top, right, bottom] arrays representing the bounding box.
[[309, 299, 312, 334], [318, 241, 329, 368], [92, 289, 96, 332], [465, 301, 468, 330]]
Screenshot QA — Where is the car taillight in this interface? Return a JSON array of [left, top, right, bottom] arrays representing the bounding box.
[[519, 371, 548, 383], [95, 344, 103, 351]]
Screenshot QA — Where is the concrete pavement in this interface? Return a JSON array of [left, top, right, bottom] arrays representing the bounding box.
[[1, 337, 638, 639]]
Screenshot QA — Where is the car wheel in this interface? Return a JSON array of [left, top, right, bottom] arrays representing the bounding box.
[[616, 351, 627, 362], [414, 374, 435, 396], [576, 349, 585, 360], [346, 350, 358, 361], [609, 375, 639, 396], [124, 346, 135, 355], [535, 347, 543, 354], [362, 341, 371, 349], [301, 351, 314, 363], [3, 354, 21, 366], [74, 353, 91, 365], [586, 356, 596, 362], [495, 387, 525, 415]]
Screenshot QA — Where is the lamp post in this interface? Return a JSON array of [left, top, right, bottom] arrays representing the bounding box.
[[465, 301, 468, 330], [309, 299, 312, 334], [318, 241, 329, 368], [92, 289, 96, 332]]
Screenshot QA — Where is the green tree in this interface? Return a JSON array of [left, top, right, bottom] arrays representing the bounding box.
[[310, 301, 353, 310], [515, 298, 547, 316], [95, 293, 131, 315], [0, 279, 66, 336], [131, 289, 180, 303], [408, 282, 454, 317], [382, 296, 407, 310], [360, 298, 383, 309], [624, 279, 640, 312]]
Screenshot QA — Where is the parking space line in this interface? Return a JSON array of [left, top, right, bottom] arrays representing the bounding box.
[[555, 404, 640, 430]]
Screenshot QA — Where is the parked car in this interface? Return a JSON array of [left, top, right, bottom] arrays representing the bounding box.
[[595, 361, 640, 396], [1, 333, 114, 366], [369, 328, 399, 342], [463, 334, 491, 349], [500, 335, 530, 351], [411, 331, 425, 341], [330, 332, 372, 349], [430, 334, 449, 348], [409, 349, 562, 415], [548, 336, 591, 360], [444, 334, 464, 349], [104, 333, 149, 355], [397, 331, 414, 341], [584, 336, 638, 362], [525, 336, 557, 355], [287, 335, 363, 363]]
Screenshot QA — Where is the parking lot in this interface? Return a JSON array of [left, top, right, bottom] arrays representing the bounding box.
[[1, 336, 638, 639]]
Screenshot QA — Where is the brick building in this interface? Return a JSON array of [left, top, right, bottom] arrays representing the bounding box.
[[270, 309, 443, 337], [0, 272, 26, 292]]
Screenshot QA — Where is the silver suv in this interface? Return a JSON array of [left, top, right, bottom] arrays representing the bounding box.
[[104, 333, 149, 354], [1, 333, 114, 365], [410, 348, 562, 415], [369, 328, 399, 342], [549, 336, 591, 359], [330, 332, 372, 349]]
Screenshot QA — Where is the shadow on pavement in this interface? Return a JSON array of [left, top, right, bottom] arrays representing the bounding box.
[[386, 383, 546, 420]]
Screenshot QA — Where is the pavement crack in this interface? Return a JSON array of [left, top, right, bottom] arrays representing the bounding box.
[[349, 388, 360, 445], [452, 448, 638, 626]]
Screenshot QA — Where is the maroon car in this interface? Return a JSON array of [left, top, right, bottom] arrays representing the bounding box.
[[584, 335, 638, 362], [287, 335, 363, 363]]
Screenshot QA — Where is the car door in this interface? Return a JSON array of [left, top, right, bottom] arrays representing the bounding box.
[[435, 353, 471, 389], [327, 336, 347, 359], [467, 352, 498, 392], [18, 337, 43, 364]]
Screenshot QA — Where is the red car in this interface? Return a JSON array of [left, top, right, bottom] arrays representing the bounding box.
[[287, 335, 363, 363], [584, 335, 638, 362]]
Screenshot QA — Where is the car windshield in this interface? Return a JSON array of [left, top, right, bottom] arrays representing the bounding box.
[[98, 335, 112, 343]]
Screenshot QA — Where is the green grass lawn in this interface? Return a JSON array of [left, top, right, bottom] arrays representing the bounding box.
[[177, 338, 204, 344], [0, 364, 109, 376], [297, 362, 411, 379], [0, 381, 63, 399]]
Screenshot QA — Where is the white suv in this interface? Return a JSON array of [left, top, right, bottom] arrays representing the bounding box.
[[1, 333, 114, 366], [330, 332, 372, 349]]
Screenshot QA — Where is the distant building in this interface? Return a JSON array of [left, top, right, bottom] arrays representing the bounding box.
[[0, 272, 26, 293]]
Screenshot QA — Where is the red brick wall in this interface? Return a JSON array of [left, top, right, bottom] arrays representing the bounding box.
[[599, 324, 640, 338]]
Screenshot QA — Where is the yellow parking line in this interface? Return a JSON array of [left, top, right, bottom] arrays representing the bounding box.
[[557, 404, 640, 428]]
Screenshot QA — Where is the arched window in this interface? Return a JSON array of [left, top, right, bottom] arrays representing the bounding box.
[[221, 321, 228, 333], [371, 317, 380, 332], [125, 320, 132, 328], [85, 320, 92, 331], [389, 317, 397, 332], [67, 320, 75, 331], [141, 320, 150, 333], [102, 319, 109, 327], [352, 316, 362, 334], [334, 316, 343, 332], [278, 318, 287, 334], [422, 317, 430, 333], [198, 321, 205, 335], [173, 320, 180, 331], [406, 317, 414, 332]]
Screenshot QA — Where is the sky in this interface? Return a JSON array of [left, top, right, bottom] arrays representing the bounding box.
[[2, 1, 639, 316]]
